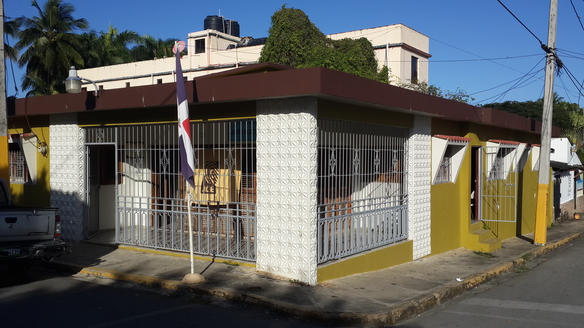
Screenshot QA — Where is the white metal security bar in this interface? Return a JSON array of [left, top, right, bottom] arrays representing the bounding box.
[[317, 119, 409, 263], [85, 120, 257, 261], [479, 145, 518, 222]]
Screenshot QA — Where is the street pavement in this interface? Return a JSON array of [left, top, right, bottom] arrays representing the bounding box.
[[42, 219, 584, 327]]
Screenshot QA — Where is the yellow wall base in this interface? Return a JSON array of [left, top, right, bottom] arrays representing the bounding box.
[[0, 136, 8, 182], [534, 183, 549, 245], [317, 240, 413, 282]]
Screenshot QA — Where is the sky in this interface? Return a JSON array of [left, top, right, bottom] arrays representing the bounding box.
[[5, 0, 584, 107]]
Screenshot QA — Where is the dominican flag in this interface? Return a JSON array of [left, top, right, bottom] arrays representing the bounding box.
[[176, 45, 195, 187]]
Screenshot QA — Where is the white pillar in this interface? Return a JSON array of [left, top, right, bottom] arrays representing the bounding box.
[[50, 115, 85, 241], [407, 115, 432, 259], [256, 97, 319, 285]]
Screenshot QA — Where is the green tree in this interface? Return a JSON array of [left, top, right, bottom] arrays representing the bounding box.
[[259, 6, 329, 68], [15, 0, 88, 96], [4, 17, 23, 61], [398, 80, 475, 104], [259, 6, 387, 83], [483, 94, 577, 133], [130, 35, 179, 61], [80, 26, 141, 68]]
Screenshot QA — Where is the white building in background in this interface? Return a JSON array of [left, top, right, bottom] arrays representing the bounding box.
[[77, 16, 430, 91]]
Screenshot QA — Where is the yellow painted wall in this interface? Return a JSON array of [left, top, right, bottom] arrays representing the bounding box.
[[0, 136, 8, 182], [518, 151, 539, 234], [317, 240, 413, 282], [430, 119, 548, 255], [8, 126, 51, 207], [430, 151, 468, 253]]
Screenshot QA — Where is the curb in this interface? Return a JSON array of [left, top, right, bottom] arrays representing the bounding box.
[[44, 231, 584, 327]]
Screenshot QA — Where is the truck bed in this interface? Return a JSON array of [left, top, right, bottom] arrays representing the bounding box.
[[1, 207, 60, 242]]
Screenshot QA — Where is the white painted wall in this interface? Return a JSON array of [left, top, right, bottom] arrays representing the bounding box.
[[551, 138, 574, 164], [256, 97, 319, 285], [78, 24, 429, 91], [557, 171, 574, 204]]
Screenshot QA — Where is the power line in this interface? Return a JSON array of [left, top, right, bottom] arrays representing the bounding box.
[[497, 0, 546, 47], [474, 57, 546, 104], [558, 63, 584, 98], [429, 54, 542, 63], [430, 37, 532, 74], [570, 0, 584, 32]]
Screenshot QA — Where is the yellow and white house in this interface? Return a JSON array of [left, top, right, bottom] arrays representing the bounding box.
[[7, 61, 555, 285]]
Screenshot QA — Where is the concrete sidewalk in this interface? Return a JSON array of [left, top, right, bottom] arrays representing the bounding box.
[[44, 219, 584, 327]]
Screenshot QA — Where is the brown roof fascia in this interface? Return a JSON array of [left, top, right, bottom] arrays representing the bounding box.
[[395, 42, 432, 59], [9, 64, 558, 136], [195, 66, 551, 135], [12, 81, 186, 116], [195, 62, 293, 80]]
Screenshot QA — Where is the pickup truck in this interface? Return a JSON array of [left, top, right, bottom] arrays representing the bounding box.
[[0, 178, 71, 273]]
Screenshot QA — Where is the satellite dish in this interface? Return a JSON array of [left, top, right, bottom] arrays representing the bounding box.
[[173, 41, 186, 54]]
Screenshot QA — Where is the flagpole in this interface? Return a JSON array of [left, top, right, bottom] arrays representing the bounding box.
[[176, 40, 204, 284], [187, 181, 194, 274]]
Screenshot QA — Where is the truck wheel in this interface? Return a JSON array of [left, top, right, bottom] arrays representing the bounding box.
[[7, 260, 31, 274]]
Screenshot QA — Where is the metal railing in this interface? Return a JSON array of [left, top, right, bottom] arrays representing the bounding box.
[[317, 119, 409, 263], [479, 146, 518, 222], [86, 120, 257, 261]]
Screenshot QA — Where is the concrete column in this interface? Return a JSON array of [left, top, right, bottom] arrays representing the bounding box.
[[407, 115, 432, 259], [50, 114, 85, 241], [256, 97, 319, 285]]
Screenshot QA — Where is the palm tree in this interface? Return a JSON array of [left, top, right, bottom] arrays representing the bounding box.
[[80, 26, 141, 68], [4, 17, 23, 61], [130, 35, 179, 61], [15, 0, 88, 95]]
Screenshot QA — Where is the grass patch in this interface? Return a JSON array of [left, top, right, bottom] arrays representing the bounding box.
[[289, 279, 309, 286], [514, 264, 530, 274], [521, 253, 534, 261], [223, 261, 239, 266], [473, 251, 494, 258]]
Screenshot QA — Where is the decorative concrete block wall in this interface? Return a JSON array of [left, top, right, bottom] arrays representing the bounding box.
[[50, 123, 85, 241], [256, 97, 319, 285], [407, 115, 432, 259]]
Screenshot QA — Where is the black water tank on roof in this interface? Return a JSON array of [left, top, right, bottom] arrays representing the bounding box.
[[204, 15, 224, 32], [225, 19, 240, 37]]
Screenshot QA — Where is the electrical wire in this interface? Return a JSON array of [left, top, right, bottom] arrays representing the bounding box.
[[558, 63, 584, 98], [570, 0, 584, 32], [474, 57, 546, 104], [497, 0, 546, 47], [428, 54, 542, 63], [430, 37, 529, 75]]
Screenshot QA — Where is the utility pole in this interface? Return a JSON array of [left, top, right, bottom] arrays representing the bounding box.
[[534, 0, 558, 245], [0, 0, 9, 183]]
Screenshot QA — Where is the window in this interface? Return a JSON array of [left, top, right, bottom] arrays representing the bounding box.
[[8, 134, 37, 184], [9, 143, 29, 183], [195, 39, 205, 54], [435, 155, 452, 184], [487, 147, 513, 181], [411, 56, 419, 83], [431, 135, 470, 185]]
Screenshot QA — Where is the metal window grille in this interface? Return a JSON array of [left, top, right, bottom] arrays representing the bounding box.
[[317, 119, 409, 263], [487, 147, 513, 181], [434, 156, 452, 184], [85, 120, 257, 261], [9, 143, 29, 183]]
